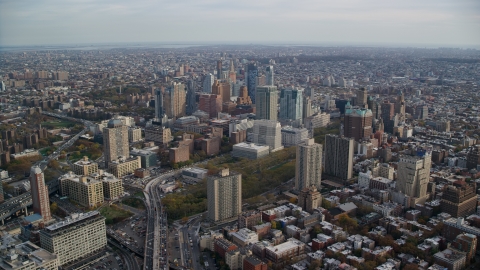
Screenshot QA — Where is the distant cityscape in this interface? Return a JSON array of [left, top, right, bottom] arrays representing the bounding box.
[[0, 45, 479, 270]]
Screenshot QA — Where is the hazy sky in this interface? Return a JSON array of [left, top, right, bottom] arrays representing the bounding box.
[[1, 0, 479, 47]]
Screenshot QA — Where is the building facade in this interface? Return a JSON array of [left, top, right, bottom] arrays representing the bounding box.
[[440, 181, 477, 218], [253, 120, 282, 152], [279, 87, 303, 122], [324, 135, 354, 180], [255, 86, 278, 121], [295, 139, 322, 190], [396, 153, 432, 199], [207, 169, 242, 222], [163, 82, 186, 119], [29, 166, 51, 222], [103, 119, 129, 168], [72, 156, 99, 176], [39, 211, 107, 266]]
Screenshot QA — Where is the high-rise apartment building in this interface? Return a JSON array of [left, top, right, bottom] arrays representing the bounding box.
[[396, 152, 432, 198], [39, 211, 107, 266], [344, 104, 373, 141], [355, 88, 368, 108], [164, 82, 186, 119], [203, 73, 215, 93], [247, 63, 258, 103], [324, 135, 354, 180], [279, 87, 303, 122], [236, 86, 252, 105], [103, 119, 129, 168], [207, 169, 242, 222], [295, 139, 322, 191], [186, 79, 197, 115], [266, 65, 274, 86], [255, 86, 277, 121], [30, 166, 51, 222], [154, 88, 164, 120], [303, 96, 313, 119], [441, 181, 477, 218], [253, 120, 283, 152], [212, 80, 231, 103], [199, 94, 222, 118]]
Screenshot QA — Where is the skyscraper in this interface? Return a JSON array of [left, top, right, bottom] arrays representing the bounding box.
[[212, 79, 231, 103], [396, 152, 432, 198], [395, 91, 406, 116], [279, 87, 303, 122], [186, 79, 197, 115], [344, 104, 373, 141], [217, 60, 223, 79], [30, 166, 51, 222], [229, 59, 236, 83], [355, 88, 368, 108], [324, 135, 354, 180], [266, 65, 274, 86], [163, 82, 186, 119], [255, 85, 277, 121], [295, 139, 322, 191], [103, 119, 129, 167], [154, 88, 164, 119], [203, 73, 214, 93], [207, 169, 242, 222], [253, 120, 282, 152], [247, 63, 258, 103]]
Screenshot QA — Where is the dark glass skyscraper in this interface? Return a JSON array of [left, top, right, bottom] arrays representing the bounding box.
[[186, 79, 197, 115], [247, 63, 258, 104]]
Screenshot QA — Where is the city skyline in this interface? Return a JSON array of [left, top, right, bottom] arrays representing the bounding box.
[[1, 0, 479, 48]]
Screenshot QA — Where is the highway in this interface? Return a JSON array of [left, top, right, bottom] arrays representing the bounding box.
[[107, 239, 141, 270], [143, 173, 170, 270]]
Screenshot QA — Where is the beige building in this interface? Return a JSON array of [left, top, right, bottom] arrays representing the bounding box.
[[103, 119, 129, 168], [396, 153, 432, 198], [102, 176, 124, 200], [128, 127, 142, 143], [39, 211, 107, 266], [72, 156, 99, 176], [207, 169, 242, 222], [108, 156, 141, 178], [58, 172, 104, 208], [163, 82, 186, 119], [295, 139, 322, 191]]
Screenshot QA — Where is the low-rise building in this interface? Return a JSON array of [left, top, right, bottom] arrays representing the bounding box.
[[265, 238, 306, 263], [231, 228, 259, 247], [232, 142, 270, 160], [182, 167, 208, 182], [0, 234, 59, 270], [130, 148, 157, 168]]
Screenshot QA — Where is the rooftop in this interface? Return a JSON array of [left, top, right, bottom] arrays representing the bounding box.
[[45, 211, 100, 232]]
